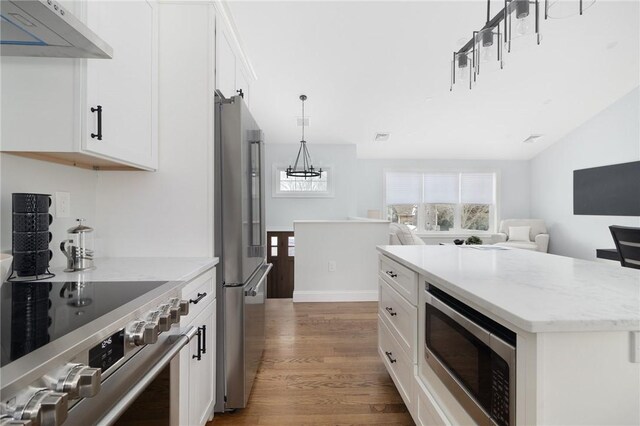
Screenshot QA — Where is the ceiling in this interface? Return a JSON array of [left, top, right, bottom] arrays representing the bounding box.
[[229, 1, 640, 160]]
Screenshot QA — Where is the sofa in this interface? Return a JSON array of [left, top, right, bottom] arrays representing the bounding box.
[[494, 219, 549, 252]]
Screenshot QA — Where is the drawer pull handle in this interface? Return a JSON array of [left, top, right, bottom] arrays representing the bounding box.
[[189, 292, 207, 304], [385, 306, 397, 316], [385, 270, 398, 278], [385, 351, 397, 363]]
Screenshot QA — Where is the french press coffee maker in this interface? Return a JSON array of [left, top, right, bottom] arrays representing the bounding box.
[[60, 219, 95, 272]]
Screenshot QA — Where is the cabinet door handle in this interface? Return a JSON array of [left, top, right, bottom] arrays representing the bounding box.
[[192, 327, 202, 361], [385, 351, 397, 364], [385, 270, 398, 278], [91, 105, 103, 140], [189, 292, 207, 304], [201, 325, 206, 354], [385, 306, 397, 317]]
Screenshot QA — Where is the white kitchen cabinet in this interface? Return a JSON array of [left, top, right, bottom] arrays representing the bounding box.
[[216, 22, 236, 99], [0, 0, 158, 171], [215, 11, 254, 105], [175, 268, 216, 426], [82, 0, 158, 169], [187, 303, 216, 426]]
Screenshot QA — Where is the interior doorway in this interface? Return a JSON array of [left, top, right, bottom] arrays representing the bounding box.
[[266, 231, 295, 298]]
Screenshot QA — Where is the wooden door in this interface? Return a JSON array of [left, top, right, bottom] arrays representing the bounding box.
[[267, 232, 294, 298]]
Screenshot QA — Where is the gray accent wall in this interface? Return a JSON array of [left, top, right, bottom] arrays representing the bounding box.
[[530, 87, 640, 260]]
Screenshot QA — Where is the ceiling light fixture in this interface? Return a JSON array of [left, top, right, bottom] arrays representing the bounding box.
[[450, 0, 594, 91], [286, 95, 322, 178]]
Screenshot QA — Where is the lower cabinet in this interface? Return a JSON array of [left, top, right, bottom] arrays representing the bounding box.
[[186, 304, 216, 426], [174, 268, 216, 426]]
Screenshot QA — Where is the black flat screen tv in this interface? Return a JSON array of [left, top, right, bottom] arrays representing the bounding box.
[[573, 161, 640, 216]]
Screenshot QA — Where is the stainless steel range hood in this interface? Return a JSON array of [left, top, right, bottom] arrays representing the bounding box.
[[1, 0, 113, 59]]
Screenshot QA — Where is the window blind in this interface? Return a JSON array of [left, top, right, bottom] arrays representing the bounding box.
[[461, 173, 495, 204], [385, 172, 421, 204], [423, 174, 459, 203]]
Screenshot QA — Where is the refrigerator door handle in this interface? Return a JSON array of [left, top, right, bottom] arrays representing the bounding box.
[[245, 263, 272, 297]]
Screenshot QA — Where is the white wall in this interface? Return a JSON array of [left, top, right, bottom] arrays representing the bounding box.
[[355, 158, 531, 223], [0, 154, 98, 268], [93, 3, 214, 259], [265, 144, 357, 230], [293, 220, 390, 302], [530, 87, 640, 260]]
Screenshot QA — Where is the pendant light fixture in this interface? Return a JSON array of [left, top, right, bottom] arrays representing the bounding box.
[[546, 0, 596, 19], [286, 95, 322, 178], [450, 50, 475, 91], [449, 0, 595, 91], [474, 28, 503, 76], [505, 0, 542, 53]]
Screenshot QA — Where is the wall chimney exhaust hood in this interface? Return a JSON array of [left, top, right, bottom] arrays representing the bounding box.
[[1, 0, 113, 59]]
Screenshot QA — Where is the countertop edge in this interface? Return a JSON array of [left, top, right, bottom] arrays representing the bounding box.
[[377, 246, 640, 334]]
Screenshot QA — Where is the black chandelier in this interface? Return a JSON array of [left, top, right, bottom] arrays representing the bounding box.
[[286, 95, 322, 178]]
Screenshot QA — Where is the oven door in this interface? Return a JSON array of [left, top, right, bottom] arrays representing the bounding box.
[[425, 291, 515, 426]]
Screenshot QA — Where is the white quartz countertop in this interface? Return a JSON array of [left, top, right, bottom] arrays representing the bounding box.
[[377, 245, 640, 333], [48, 257, 218, 283]]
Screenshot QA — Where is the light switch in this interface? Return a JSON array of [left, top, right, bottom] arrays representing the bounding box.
[[328, 261, 336, 272], [55, 192, 71, 218]]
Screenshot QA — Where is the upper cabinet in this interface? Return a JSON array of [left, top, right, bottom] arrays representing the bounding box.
[[215, 8, 255, 107], [1, 0, 158, 171]]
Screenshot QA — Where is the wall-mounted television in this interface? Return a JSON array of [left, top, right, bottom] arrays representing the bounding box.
[[573, 161, 640, 216]]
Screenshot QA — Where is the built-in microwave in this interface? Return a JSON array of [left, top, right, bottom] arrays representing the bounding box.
[[424, 284, 516, 426]]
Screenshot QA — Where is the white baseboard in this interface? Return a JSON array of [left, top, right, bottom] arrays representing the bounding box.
[[292, 290, 378, 303]]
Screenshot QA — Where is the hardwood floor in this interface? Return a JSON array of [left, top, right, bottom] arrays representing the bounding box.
[[210, 299, 415, 426]]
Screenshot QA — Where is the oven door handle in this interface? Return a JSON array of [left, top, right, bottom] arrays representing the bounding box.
[[96, 326, 198, 425], [426, 292, 515, 357]]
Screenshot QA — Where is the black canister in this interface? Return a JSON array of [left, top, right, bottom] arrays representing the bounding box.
[[11, 193, 53, 277]]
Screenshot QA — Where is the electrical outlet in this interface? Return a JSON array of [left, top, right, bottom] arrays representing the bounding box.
[[55, 192, 71, 218], [328, 261, 336, 272]]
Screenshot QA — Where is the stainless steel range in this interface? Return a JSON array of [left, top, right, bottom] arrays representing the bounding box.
[[0, 279, 195, 426]]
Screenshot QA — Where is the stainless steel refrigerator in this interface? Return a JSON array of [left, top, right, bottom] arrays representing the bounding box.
[[214, 93, 271, 411]]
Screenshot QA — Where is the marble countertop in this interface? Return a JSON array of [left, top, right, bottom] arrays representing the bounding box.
[[47, 257, 218, 283], [377, 245, 640, 333]]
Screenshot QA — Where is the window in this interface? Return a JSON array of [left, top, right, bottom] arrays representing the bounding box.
[[385, 171, 497, 233], [272, 165, 334, 198]]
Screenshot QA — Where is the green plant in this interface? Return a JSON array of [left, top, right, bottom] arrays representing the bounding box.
[[465, 236, 483, 245]]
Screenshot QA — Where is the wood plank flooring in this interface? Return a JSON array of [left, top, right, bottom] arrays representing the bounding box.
[[210, 300, 415, 426]]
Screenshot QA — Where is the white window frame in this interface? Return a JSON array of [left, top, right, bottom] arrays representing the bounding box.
[[272, 164, 335, 198], [382, 169, 500, 235]]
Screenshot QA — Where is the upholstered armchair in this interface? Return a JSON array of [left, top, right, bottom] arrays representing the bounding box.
[[389, 223, 426, 245], [494, 219, 549, 253]]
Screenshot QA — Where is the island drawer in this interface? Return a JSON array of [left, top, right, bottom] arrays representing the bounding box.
[[379, 313, 415, 412], [181, 268, 215, 325], [379, 255, 418, 305], [379, 278, 417, 362]]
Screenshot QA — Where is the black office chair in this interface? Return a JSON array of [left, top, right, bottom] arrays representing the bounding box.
[[609, 225, 640, 270]]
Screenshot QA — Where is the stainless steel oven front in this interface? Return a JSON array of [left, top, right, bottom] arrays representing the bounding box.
[[424, 284, 516, 426]]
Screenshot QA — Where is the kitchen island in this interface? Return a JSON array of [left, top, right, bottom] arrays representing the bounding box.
[[376, 245, 640, 426]]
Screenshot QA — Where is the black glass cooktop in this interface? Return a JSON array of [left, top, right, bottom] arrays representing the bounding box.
[[0, 280, 168, 368]]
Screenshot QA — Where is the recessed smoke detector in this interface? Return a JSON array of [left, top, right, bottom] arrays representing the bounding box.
[[374, 132, 390, 142], [523, 134, 544, 143], [297, 117, 309, 127]]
